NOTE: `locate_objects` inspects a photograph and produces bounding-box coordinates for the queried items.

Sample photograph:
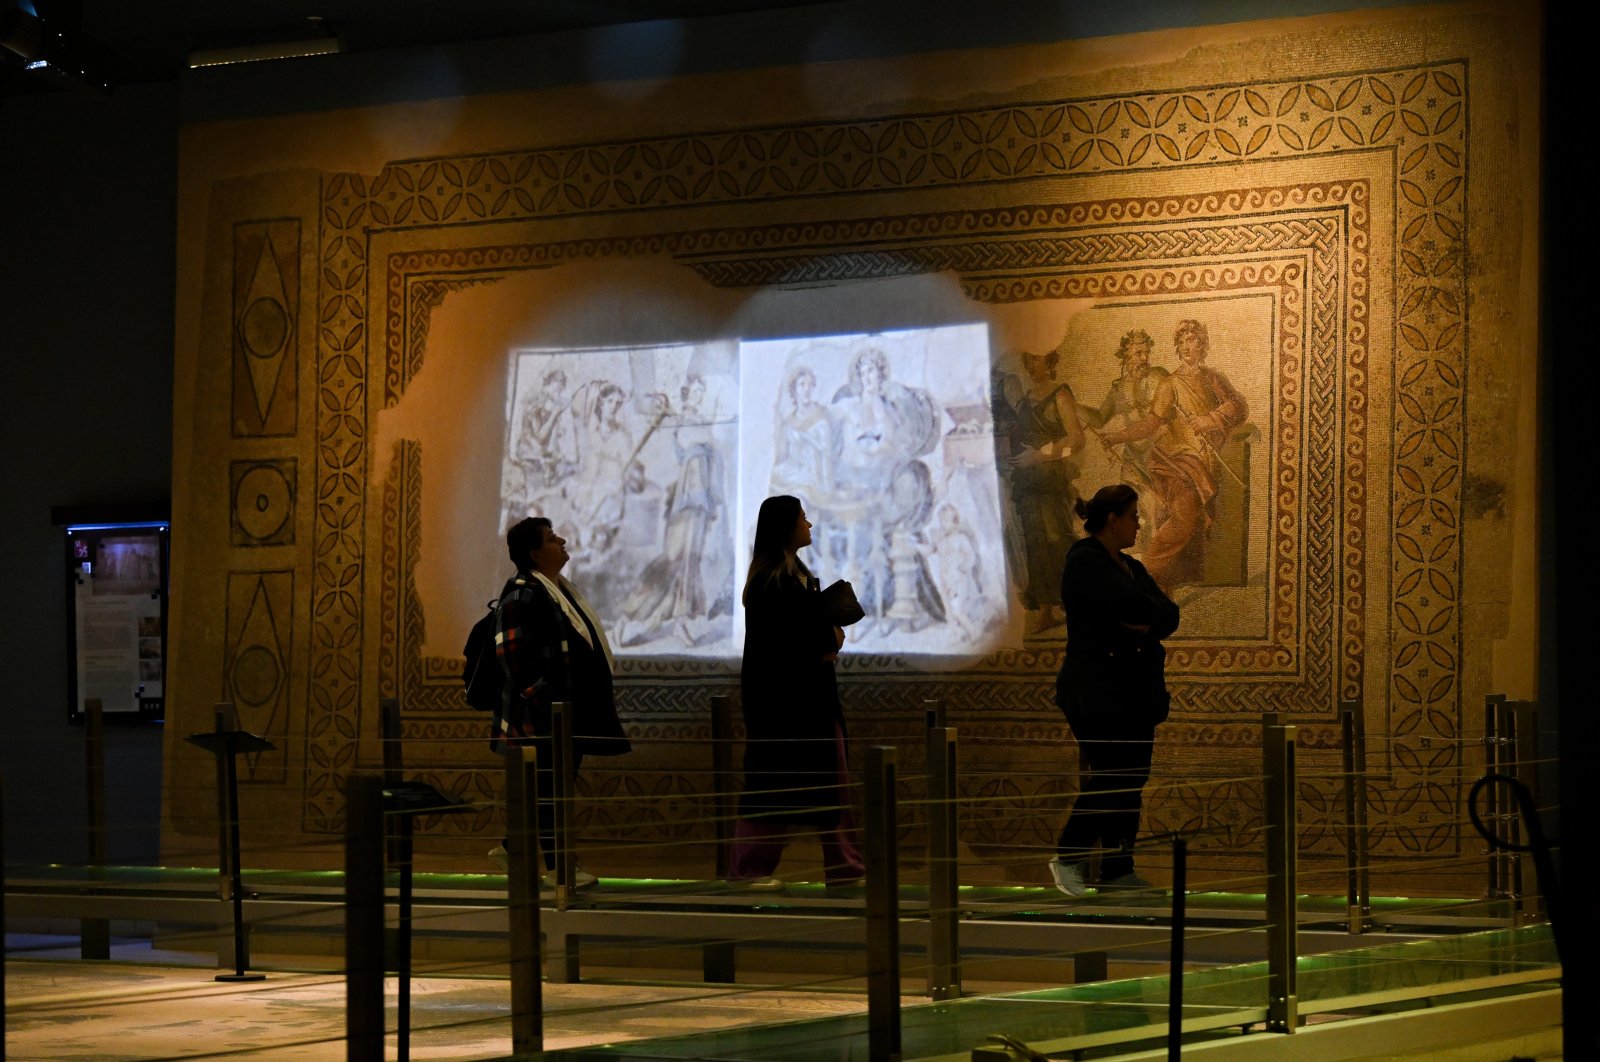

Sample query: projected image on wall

[739,325,1007,656]
[498,324,1008,659]
[501,341,740,656]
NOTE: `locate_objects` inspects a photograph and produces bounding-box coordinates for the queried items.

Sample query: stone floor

[2,937,928,1061]
[3,933,1565,1061]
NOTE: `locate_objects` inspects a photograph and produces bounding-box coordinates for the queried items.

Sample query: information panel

[66,524,168,721]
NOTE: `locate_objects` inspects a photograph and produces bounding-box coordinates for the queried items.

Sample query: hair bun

[1079,484,1140,533]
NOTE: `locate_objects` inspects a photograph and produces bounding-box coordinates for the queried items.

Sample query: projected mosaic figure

[930,503,985,642]
[740,326,1003,655]
[515,368,576,510]
[1085,329,1169,546]
[1097,319,1249,586]
[619,373,732,647]
[827,347,945,633]
[998,348,1088,635]
[769,367,832,513]
[565,381,636,554]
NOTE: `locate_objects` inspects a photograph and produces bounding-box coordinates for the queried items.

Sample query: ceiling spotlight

[188,18,343,69]
[2,4,118,92]
[1,6,49,63]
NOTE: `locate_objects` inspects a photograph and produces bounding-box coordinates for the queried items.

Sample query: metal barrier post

[1167,835,1187,1061]
[865,745,902,1061]
[1264,723,1298,1033]
[3,772,9,1061]
[213,702,238,973]
[1339,701,1370,933]
[380,697,414,1062]
[1074,952,1108,984]
[505,745,544,1055]
[547,701,581,983]
[551,701,576,905]
[925,723,960,1000]
[380,697,404,785]
[711,694,734,880]
[1483,694,1509,901]
[81,697,110,960]
[704,694,738,982]
[207,702,266,982]
[345,774,386,1062]
[1505,699,1541,922]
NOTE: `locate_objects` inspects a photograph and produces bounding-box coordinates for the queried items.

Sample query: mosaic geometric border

[304,61,1467,862]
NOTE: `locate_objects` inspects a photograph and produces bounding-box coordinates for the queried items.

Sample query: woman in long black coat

[728,495,865,889]
[1050,484,1180,897]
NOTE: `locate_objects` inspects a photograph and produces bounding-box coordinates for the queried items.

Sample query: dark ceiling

[2,0,831,94]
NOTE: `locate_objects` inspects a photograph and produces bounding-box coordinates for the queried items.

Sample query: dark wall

[0,81,178,863]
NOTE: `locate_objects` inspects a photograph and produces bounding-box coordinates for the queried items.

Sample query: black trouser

[507,735,585,871]
[1055,719,1155,881]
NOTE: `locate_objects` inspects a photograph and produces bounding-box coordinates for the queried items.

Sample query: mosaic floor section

[2,955,894,1061]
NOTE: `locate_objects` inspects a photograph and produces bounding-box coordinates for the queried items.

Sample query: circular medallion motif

[231,645,282,708]
[234,465,292,541]
[240,296,289,358]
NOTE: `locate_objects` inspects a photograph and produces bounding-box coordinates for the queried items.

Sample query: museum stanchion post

[1166,834,1187,1062]
[1483,694,1543,923]
[184,701,273,982]
[1505,699,1542,923]
[704,692,736,982]
[505,744,544,1056]
[1483,694,1512,906]
[711,693,734,879]
[344,774,385,1062]
[925,712,961,1000]
[81,697,110,960]
[546,701,582,983]
[1340,701,1371,934]
[378,696,472,1062]
[865,744,902,1062]
[3,771,9,1062]
[1264,722,1299,1034]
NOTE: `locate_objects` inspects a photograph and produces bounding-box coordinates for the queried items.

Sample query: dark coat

[1055,536,1180,733]
[493,571,631,756]
[739,570,845,823]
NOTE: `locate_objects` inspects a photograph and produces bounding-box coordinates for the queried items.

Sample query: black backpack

[462,599,503,712]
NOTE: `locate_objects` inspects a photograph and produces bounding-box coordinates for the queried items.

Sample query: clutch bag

[820,579,866,627]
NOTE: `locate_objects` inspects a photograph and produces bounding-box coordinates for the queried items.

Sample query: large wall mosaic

[168,9,1535,889]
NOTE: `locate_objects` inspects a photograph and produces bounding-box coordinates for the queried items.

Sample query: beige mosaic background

[166,2,1540,893]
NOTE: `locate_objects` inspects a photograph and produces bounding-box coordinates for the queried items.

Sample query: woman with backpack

[489,516,631,888]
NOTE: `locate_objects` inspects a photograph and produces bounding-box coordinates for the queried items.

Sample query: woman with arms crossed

[1050,484,1180,897]
[728,495,865,890]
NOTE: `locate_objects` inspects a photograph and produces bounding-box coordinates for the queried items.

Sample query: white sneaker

[730,876,785,892]
[1099,872,1163,896]
[543,865,598,890]
[1049,859,1088,898]
[490,846,596,890]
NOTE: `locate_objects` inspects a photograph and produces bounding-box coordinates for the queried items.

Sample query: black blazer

[1055,536,1180,729]
[739,570,845,822]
